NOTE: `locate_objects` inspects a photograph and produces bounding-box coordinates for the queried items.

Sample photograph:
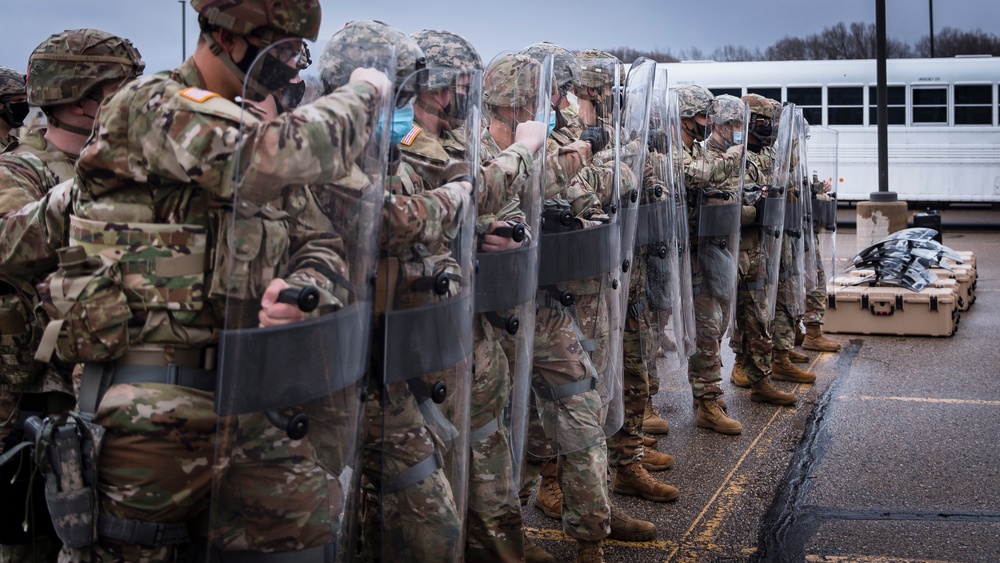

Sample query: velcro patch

[400,125,422,146]
[179,87,220,103]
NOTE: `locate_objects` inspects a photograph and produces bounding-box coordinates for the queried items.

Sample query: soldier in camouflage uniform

[0,30,143,563]
[676,86,747,435]
[801,175,842,353]
[0,67,27,153]
[0,0,394,560]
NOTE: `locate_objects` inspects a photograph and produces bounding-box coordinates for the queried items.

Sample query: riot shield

[374,64,482,560]
[743,103,795,324]
[783,108,809,318]
[474,51,551,501]
[532,54,623,454]
[639,69,687,367]
[808,126,839,279]
[694,94,748,334]
[211,37,392,559]
[666,89,697,359]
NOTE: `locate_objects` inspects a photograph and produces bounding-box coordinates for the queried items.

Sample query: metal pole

[180,0,187,61]
[929,0,935,57]
[870,0,896,201]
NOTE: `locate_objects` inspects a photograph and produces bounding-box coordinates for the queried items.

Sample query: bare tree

[915,27,1000,57]
[761,22,912,60]
[604,47,680,63]
[711,44,764,62]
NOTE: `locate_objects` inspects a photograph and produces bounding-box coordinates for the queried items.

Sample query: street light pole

[929,0,936,57]
[180,0,187,61]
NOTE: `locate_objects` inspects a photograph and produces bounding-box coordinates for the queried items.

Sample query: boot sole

[641,460,675,471]
[802,342,841,352]
[771,374,815,384]
[642,424,670,435]
[609,528,657,542]
[695,419,742,435]
[750,394,796,406]
[612,484,680,502]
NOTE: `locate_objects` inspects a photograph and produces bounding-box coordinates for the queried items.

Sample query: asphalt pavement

[523,216,1000,562]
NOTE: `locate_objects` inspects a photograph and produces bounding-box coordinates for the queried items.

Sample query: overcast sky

[4,0,999,77]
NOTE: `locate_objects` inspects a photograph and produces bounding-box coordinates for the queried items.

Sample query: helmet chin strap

[203,31,272,102]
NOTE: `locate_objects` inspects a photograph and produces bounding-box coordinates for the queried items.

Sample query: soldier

[727,94,809,399]
[677,86,747,435]
[0,29,143,563]
[801,163,842,353]
[0,0,393,560]
[0,67,27,152]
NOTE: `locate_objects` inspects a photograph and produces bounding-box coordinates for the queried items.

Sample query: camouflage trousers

[608,302,655,467]
[803,259,828,326]
[521,304,610,542]
[731,248,774,383]
[688,271,730,399]
[467,316,524,563]
[773,279,798,351]
[360,371,465,563]
[60,380,335,563]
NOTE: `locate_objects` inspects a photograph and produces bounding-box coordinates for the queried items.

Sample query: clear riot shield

[783,108,809,318]
[533,54,622,454]
[808,126,839,278]
[744,104,795,324]
[695,94,748,335]
[666,90,697,359]
[637,68,685,367]
[375,64,481,560]
[211,37,392,559]
[474,51,551,500]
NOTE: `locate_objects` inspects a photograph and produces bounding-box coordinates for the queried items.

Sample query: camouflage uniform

[803,178,829,326]
[0,2,389,560]
[0,67,27,153]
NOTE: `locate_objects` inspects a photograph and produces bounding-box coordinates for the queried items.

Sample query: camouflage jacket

[0,127,76,216]
[0,132,15,153]
[683,141,744,238]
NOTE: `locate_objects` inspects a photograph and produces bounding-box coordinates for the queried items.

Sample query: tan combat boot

[695,398,742,435]
[692,396,727,411]
[772,350,817,383]
[524,538,555,563]
[575,540,604,563]
[613,462,680,501]
[641,434,658,448]
[609,505,657,542]
[730,353,750,388]
[641,448,675,471]
[787,349,810,363]
[802,323,842,352]
[533,475,562,518]
[642,400,670,435]
[750,378,797,406]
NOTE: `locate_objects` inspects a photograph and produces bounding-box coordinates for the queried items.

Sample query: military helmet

[318,20,425,101]
[674,84,714,119]
[483,54,540,110]
[742,93,774,120]
[519,41,580,89]
[0,67,26,98]
[708,94,747,125]
[27,29,144,107]
[191,0,321,42]
[576,49,620,91]
[410,29,481,91]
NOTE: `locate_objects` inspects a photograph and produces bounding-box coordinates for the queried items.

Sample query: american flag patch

[179,87,220,103]
[399,125,422,146]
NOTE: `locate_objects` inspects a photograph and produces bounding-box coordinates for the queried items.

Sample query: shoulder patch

[399,125,422,147]
[179,87,221,103]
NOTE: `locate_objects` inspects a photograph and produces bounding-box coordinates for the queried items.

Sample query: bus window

[953,84,992,125]
[787,86,821,124]
[747,86,780,100]
[912,86,948,124]
[828,86,863,125]
[709,87,741,98]
[868,85,905,125]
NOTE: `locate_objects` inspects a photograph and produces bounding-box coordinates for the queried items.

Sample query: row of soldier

[0,1,842,562]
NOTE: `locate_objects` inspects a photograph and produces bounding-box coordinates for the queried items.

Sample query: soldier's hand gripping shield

[475,51,551,497]
[533,54,624,454]
[665,89,697,359]
[744,103,795,324]
[807,125,839,279]
[696,94,749,334]
[782,107,809,318]
[375,63,482,558]
[210,37,394,558]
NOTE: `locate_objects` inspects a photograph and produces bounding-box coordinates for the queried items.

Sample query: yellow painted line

[805,555,960,563]
[838,395,1000,406]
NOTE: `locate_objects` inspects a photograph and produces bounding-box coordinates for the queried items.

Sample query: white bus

[660,57,1000,206]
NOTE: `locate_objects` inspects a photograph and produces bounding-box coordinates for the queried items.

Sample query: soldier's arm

[0,154,50,215]
[477,142,533,215]
[282,186,352,309]
[382,162,471,255]
[0,179,73,277]
[544,139,592,192]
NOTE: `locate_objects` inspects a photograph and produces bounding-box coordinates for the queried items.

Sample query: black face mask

[237,42,300,102]
[684,119,707,141]
[1,99,29,128]
[447,92,468,121]
[752,119,773,142]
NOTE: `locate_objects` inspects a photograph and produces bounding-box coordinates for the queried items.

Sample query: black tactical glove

[580,126,610,154]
